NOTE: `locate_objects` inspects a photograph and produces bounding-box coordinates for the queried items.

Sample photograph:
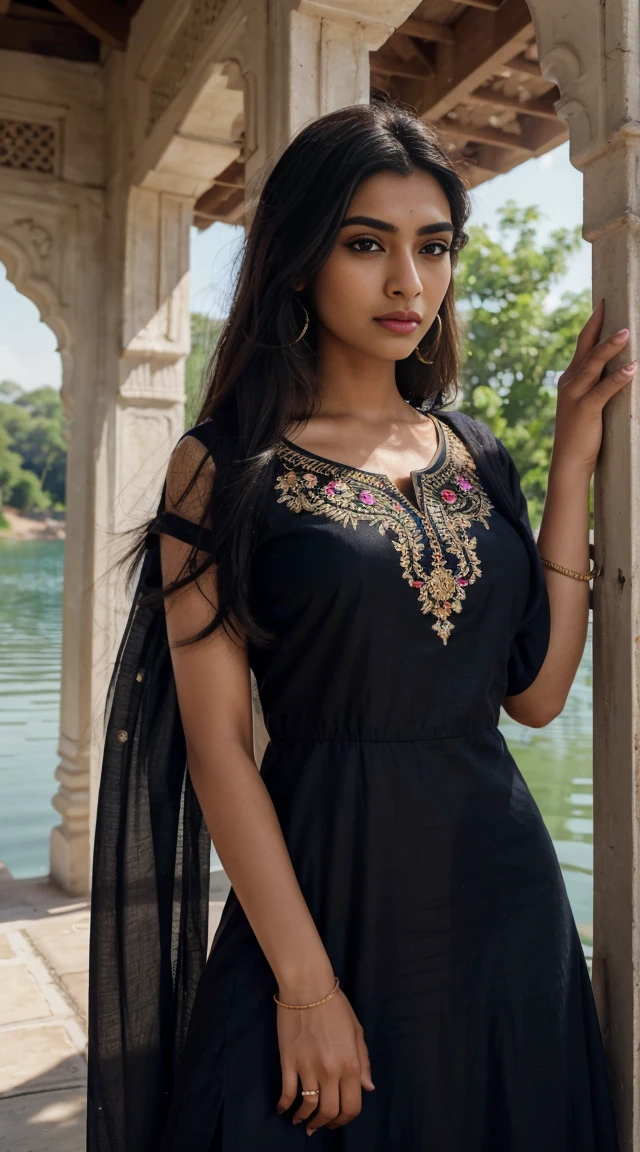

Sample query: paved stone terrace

[0,864,230,1151]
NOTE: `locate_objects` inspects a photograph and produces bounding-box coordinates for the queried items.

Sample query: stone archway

[0,180,104,898]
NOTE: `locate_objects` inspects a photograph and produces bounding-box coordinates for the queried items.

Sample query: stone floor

[0,865,230,1152]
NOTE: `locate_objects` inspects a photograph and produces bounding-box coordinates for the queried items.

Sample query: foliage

[185,313,224,429]
[455,201,592,525]
[0,382,66,514]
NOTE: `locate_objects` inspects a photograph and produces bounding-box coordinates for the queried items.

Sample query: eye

[346,236,384,253]
[421,241,451,257]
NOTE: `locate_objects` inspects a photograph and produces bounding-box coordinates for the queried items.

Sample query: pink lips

[374,311,422,335]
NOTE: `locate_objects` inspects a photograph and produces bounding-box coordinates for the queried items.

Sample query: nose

[385,249,423,302]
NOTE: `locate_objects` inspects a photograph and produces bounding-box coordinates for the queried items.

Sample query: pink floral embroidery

[275,426,493,646]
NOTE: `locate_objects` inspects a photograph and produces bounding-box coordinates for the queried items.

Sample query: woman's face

[304,169,454,362]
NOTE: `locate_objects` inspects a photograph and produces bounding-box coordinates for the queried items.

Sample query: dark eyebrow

[341,215,454,237]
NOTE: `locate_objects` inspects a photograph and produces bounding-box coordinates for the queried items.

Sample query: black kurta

[87,409,618,1152]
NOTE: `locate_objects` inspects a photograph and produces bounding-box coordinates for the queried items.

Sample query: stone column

[87,185,191,861]
[242,0,421,215]
[526,1,640,1145]
[49,193,105,896]
[50,183,190,892]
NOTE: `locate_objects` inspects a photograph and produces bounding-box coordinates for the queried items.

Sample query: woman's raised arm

[503,302,637,727]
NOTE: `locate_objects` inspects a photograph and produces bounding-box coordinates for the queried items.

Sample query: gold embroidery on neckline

[274,422,492,644]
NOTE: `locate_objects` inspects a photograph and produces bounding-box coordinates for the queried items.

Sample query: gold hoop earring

[415,313,443,364]
[283,299,310,347]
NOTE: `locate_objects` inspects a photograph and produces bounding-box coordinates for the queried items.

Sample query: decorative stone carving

[11,217,53,260]
[148,0,229,130]
[0,224,71,365]
[119,357,186,403]
[0,118,58,175]
[524,0,605,167]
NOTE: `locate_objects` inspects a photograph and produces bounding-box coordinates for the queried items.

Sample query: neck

[314,328,409,425]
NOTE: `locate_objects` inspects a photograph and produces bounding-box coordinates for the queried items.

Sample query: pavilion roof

[0,0,567,224]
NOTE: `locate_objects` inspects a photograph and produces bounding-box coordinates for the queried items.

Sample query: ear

[293,280,306,292]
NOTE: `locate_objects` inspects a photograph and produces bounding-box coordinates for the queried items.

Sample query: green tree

[456,201,592,525]
[0,424,23,506]
[185,313,223,429]
[0,422,48,517]
[0,383,67,508]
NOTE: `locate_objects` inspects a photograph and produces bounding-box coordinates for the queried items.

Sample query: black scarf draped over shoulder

[86,408,550,1152]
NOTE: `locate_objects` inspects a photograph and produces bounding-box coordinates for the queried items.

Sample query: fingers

[355,1024,375,1091]
[570,298,605,365]
[277,1057,298,1116]
[587,358,637,406]
[566,327,631,397]
[301,1076,340,1134]
[324,1071,363,1130]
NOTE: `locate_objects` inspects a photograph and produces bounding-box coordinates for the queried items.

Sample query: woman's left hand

[552,298,637,478]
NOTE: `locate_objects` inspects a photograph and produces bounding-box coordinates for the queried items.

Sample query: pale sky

[0,140,589,393]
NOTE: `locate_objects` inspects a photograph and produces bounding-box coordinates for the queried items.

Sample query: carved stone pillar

[88,185,191,860]
[526,1,640,1145]
[241,0,421,216]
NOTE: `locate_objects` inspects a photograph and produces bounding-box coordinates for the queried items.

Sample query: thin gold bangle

[539,556,601,581]
[273,976,340,1010]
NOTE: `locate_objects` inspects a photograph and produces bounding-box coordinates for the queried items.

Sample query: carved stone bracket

[0,212,73,356]
[0,200,75,420]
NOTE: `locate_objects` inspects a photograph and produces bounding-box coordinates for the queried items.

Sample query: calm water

[0,540,64,879]
[0,540,594,949]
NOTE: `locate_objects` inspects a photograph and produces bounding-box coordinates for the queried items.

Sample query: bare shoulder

[166,433,216,525]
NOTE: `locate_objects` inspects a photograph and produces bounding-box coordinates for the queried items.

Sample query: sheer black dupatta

[87,529,211,1152]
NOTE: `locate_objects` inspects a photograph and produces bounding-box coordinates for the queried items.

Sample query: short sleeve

[498,439,551,697]
[156,433,216,555]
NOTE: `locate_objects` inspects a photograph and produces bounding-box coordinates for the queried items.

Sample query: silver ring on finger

[301,1089,320,1097]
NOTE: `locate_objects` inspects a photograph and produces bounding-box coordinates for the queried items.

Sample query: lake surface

[0,540,593,952]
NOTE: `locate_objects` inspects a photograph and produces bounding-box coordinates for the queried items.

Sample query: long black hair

[128,96,472,648]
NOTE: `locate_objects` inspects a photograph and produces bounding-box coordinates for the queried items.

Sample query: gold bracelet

[273,976,340,1010]
[539,556,601,581]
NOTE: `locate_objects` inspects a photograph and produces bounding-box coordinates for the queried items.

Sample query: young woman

[88,98,633,1152]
